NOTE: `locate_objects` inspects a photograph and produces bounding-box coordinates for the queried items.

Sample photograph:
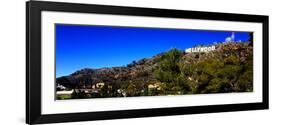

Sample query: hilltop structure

[225,32,235,42]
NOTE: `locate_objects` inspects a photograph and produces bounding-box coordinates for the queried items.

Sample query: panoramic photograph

[55,24,253,100]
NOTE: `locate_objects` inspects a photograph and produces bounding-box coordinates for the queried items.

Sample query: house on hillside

[148,82,162,90]
[56,83,66,90]
[92,82,105,89]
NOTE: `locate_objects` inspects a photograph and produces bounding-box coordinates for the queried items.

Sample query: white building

[57,84,66,90]
[56,89,74,95]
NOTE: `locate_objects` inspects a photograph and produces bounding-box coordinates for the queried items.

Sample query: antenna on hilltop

[224,32,236,42]
[231,32,235,42]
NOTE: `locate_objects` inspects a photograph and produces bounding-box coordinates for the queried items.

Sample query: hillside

[56,41,253,99]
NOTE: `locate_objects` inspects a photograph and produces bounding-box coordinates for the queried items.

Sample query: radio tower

[231,32,235,42]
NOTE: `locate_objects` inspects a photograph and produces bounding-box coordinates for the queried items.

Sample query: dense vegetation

[56,41,253,100]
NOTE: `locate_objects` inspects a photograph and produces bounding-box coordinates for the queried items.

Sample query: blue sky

[56,24,251,77]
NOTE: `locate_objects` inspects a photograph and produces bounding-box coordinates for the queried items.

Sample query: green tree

[153,48,191,94]
[153,48,183,83]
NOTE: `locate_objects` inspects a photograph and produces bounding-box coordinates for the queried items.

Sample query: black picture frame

[26,1,269,124]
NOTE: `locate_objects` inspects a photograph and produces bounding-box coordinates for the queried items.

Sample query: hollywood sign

[185,46,216,53]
